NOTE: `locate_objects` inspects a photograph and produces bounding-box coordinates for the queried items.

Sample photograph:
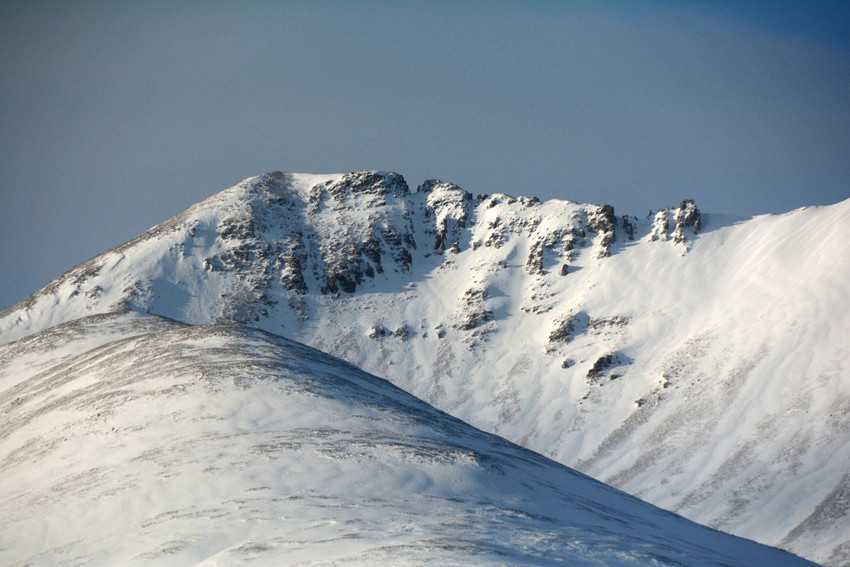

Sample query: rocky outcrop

[651,200,701,244]
[455,288,494,331]
[314,173,417,293]
[651,209,671,241]
[0,170,702,346]
[327,171,410,201]
[419,180,473,255]
[587,205,617,257]
[586,353,617,380]
[672,199,702,244]
[621,215,636,240]
[549,313,583,344]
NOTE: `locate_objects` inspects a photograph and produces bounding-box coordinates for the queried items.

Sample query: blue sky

[1,2,849,309]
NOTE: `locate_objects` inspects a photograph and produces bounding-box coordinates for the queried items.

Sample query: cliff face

[1,171,848,566]
[2,170,684,336]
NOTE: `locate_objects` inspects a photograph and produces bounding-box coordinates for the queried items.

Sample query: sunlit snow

[0,312,816,565]
[1,171,847,565]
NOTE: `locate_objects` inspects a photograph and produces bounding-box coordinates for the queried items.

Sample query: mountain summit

[0,171,704,344]
[2,171,848,565]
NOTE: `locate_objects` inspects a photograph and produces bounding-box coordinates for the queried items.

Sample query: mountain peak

[2,172,848,565]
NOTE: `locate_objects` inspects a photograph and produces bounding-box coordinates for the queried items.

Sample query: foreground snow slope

[1,171,848,564]
[0,311,815,566]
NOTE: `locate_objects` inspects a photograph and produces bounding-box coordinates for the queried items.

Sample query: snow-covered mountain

[0,311,816,565]
[2,171,848,565]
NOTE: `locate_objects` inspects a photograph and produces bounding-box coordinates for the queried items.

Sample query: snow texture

[1,170,848,565]
[0,312,816,566]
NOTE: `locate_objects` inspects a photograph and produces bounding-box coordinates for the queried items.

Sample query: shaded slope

[0,312,815,566]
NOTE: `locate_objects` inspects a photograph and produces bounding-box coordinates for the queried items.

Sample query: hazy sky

[2,2,849,310]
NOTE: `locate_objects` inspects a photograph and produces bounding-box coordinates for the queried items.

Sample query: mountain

[2,171,848,564]
[0,310,816,566]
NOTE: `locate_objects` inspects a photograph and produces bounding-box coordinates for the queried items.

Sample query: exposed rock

[587,205,617,258]
[327,171,410,200]
[218,217,255,241]
[587,353,617,380]
[323,269,359,295]
[587,316,629,332]
[394,325,410,340]
[484,227,507,249]
[420,180,472,255]
[651,200,701,245]
[455,288,494,331]
[621,215,635,241]
[368,322,387,339]
[672,199,702,244]
[277,232,308,295]
[651,209,670,242]
[548,312,594,345]
[549,316,577,344]
[525,241,545,275]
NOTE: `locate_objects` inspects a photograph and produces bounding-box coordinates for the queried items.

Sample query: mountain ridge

[2,170,848,565]
[0,170,705,343]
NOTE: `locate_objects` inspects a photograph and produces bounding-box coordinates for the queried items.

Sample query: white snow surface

[1,171,848,564]
[0,311,816,566]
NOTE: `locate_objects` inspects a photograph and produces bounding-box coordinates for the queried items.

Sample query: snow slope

[1,171,848,564]
[0,311,815,566]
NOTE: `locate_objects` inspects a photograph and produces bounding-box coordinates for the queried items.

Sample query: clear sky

[2,1,849,310]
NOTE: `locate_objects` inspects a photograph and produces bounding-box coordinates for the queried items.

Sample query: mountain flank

[2,171,848,565]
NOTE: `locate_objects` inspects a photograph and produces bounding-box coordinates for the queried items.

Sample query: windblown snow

[1,171,847,565]
[0,312,815,565]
